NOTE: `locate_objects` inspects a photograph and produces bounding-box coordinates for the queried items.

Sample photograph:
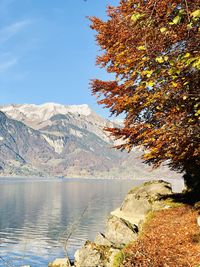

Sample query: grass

[113,251,125,267]
[162,197,184,208]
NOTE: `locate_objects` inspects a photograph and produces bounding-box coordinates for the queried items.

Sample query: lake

[0,178,184,267]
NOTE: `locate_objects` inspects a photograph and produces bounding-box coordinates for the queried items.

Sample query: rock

[94,232,113,246]
[111,180,172,226]
[74,241,104,267]
[105,248,121,267]
[105,215,138,247]
[48,258,71,267]
[74,241,120,267]
[197,216,200,227]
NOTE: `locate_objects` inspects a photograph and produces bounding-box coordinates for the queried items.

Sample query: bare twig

[145,0,157,52]
[60,194,97,260]
[0,256,15,267]
[184,0,190,23]
[64,205,88,253]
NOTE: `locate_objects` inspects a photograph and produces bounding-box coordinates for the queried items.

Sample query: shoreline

[48,180,196,267]
[0,175,183,181]
[0,176,148,182]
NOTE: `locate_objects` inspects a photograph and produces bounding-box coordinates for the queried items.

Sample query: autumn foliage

[90,0,200,190]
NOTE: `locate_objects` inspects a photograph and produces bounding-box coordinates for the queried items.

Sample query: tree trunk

[183,161,200,197]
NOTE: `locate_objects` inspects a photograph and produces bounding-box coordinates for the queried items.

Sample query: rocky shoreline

[48,180,177,267]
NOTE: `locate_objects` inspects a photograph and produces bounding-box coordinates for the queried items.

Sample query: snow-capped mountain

[0,103,180,179]
[0,103,113,141]
[1,103,92,123]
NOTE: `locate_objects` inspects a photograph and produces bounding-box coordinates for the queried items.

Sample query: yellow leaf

[187,23,193,29]
[183,96,187,100]
[191,10,200,19]
[146,73,152,78]
[131,13,144,22]
[155,56,164,63]
[195,109,200,116]
[188,118,194,123]
[160,27,167,33]
[172,82,178,88]
[143,70,153,77]
[142,56,149,61]
[172,15,181,24]
[137,45,146,51]
[192,57,200,69]
[164,56,169,61]
[146,81,154,87]
[184,52,190,58]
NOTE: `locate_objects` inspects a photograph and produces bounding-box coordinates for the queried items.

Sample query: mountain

[1,103,91,127]
[0,103,180,179]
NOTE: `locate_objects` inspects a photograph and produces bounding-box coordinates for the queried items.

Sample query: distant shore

[0,175,185,193]
[0,174,183,180]
[0,175,145,180]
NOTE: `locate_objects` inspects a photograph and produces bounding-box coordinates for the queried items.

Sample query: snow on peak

[1,103,92,122]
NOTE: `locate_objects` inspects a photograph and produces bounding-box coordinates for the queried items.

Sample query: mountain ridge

[0,103,181,179]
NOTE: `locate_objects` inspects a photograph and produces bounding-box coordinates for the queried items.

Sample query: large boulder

[74,241,120,267]
[111,180,172,226]
[94,232,113,247]
[104,215,138,247]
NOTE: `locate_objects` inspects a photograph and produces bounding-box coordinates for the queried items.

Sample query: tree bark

[183,161,200,196]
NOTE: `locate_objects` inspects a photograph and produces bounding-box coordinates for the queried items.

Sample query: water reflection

[0,178,138,266]
[0,178,183,267]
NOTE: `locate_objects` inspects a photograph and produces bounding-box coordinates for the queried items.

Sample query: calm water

[0,178,183,267]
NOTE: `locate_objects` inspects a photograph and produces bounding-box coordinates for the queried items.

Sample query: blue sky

[0,0,117,117]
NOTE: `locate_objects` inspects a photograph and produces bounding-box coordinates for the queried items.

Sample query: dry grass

[123,206,200,267]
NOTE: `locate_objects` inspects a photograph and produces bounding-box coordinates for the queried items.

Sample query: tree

[90,0,200,192]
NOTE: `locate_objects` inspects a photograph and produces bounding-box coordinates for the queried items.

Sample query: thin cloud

[0,19,32,44]
[0,57,18,72]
